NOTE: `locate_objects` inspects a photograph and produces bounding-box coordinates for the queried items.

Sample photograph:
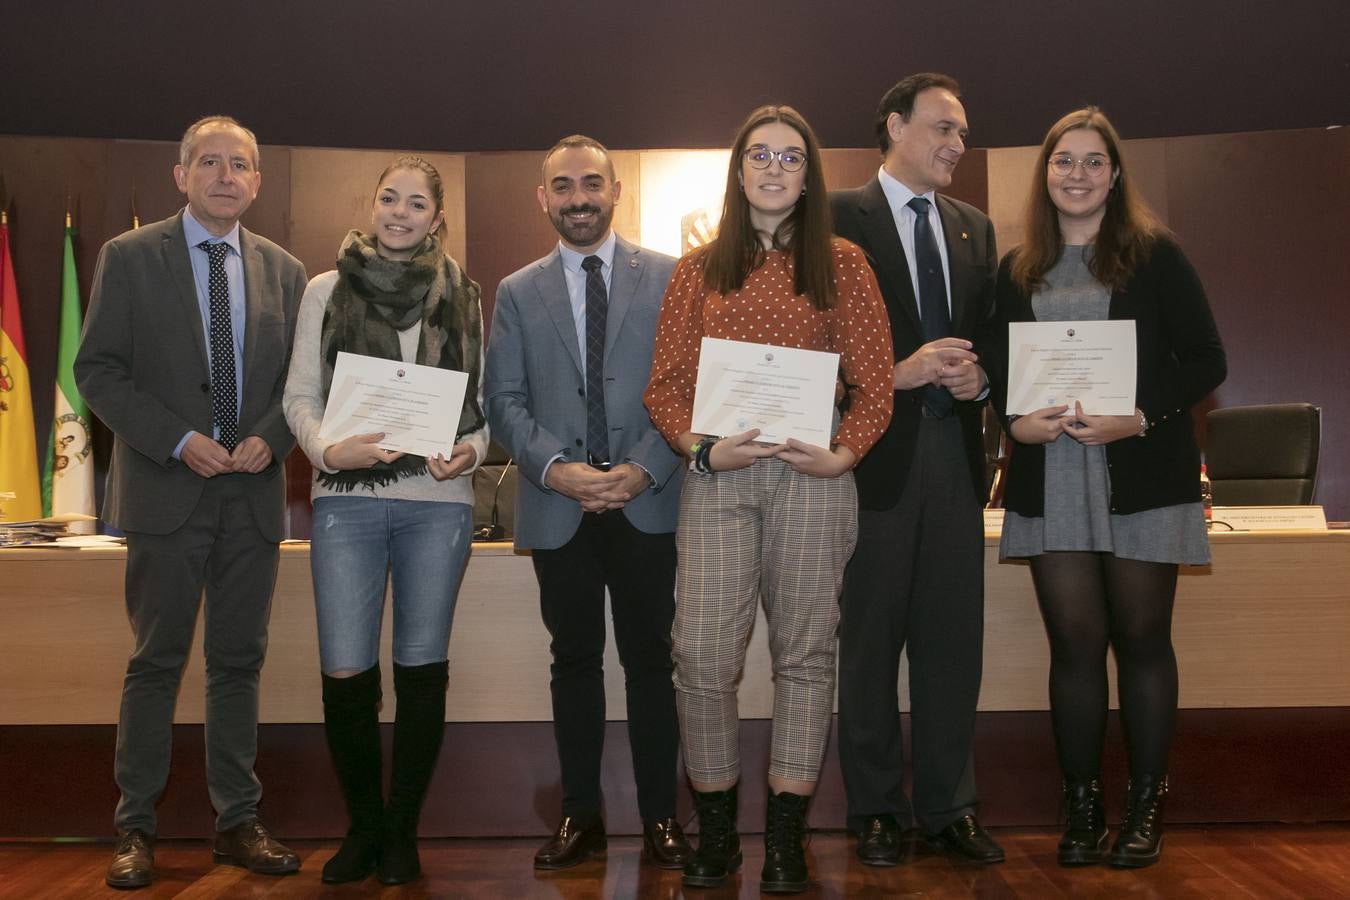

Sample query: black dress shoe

[855,814,902,867]
[106,829,154,889]
[212,818,300,875]
[534,816,606,870]
[926,814,1005,863]
[642,817,691,869]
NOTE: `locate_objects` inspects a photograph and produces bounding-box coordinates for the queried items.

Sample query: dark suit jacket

[990,237,1227,516]
[830,177,998,510]
[485,236,682,551]
[75,211,306,539]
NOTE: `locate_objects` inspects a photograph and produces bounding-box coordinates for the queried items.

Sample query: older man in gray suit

[75,116,306,890]
[485,134,688,871]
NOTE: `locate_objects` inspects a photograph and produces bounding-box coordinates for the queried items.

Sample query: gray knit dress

[999,245,1209,565]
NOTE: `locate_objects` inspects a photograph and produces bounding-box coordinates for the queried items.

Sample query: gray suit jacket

[485,236,682,550]
[74,211,306,540]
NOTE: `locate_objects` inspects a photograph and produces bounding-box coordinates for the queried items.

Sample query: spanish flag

[0,214,42,521]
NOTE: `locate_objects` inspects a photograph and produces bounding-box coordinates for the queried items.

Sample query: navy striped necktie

[907,197,954,417]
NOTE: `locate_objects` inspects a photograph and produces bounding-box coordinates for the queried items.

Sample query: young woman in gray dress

[991,108,1225,869]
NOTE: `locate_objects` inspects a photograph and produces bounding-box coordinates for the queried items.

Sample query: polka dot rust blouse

[644,237,894,461]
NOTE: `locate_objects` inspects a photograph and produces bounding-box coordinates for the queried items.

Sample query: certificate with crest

[1007,321,1136,415]
[318,352,468,458]
[691,338,839,445]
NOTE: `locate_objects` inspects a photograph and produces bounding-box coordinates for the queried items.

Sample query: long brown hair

[1010,107,1165,293]
[702,105,836,310]
[376,155,449,245]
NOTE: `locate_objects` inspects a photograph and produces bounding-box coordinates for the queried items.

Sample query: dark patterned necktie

[907,196,954,417]
[581,255,609,465]
[197,240,239,450]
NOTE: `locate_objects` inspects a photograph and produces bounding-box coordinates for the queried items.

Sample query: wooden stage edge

[4,709,1349,840]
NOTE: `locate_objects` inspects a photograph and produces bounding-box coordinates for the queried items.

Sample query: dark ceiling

[3,0,1345,152]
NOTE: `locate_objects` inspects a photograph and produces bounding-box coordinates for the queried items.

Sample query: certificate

[318,352,468,458]
[1006,320,1136,415]
[691,337,839,445]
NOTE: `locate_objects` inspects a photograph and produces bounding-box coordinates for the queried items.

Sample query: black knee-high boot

[378,660,448,885]
[321,665,383,884]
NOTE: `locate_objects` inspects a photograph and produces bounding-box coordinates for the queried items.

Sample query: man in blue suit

[485,135,688,871]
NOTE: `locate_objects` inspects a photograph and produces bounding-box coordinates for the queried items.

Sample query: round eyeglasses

[1048,155,1110,178]
[744,147,807,173]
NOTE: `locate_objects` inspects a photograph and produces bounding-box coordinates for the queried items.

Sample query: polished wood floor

[3,826,1349,899]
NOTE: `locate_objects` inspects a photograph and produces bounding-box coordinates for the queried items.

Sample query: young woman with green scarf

[283,156,487,886]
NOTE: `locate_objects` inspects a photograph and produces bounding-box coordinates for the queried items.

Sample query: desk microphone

[473,457,513,542]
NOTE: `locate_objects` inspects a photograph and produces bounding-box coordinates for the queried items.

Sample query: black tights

[1029,551,1179,782]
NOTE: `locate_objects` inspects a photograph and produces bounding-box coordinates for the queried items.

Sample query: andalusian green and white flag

[41,220,94,525]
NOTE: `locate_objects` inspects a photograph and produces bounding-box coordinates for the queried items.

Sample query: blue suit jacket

[485,236,682,550]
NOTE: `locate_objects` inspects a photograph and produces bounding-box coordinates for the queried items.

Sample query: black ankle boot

[761,790,810,894]
[321,665,384,884]
[378,661,448,885]
[1110,775,1168,868]
[1057,778,1108,866]
[683,786,742,889]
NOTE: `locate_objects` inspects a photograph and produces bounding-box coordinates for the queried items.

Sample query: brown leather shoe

[641,817,691,869]
[212,818,300,875]
[533,816,607,869]
[106,829,154,889]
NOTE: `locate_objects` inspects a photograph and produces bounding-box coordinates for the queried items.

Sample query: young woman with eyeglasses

[990,108,1225,868]
[283,156,487,886]
[644,105,893,894]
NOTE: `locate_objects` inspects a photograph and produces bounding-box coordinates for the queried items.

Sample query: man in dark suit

[485,135,689,871]
[75,116,307,890]
[830,73,1003,865]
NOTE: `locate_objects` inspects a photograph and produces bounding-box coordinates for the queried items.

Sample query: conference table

[6,529,1347,725]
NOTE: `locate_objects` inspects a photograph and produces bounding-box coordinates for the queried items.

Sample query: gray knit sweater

[283,270,489,505]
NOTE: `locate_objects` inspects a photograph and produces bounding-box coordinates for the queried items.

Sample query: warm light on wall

[638,150,731,257]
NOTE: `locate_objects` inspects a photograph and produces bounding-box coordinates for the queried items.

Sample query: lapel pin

[961,231,969,241]
[629,258,638,268]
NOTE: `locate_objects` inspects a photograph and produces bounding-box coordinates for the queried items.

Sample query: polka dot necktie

[581,255,609,466]
[907,196,954,418]
[197,240,239,451]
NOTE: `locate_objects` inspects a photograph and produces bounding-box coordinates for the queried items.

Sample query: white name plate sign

[983,508,1006,533]
[1211,506,1328,531]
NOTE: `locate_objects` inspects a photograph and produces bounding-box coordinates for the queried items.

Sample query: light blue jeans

[310,496,472,675]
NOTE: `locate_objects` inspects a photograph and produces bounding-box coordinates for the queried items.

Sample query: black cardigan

[990,236,1227,517]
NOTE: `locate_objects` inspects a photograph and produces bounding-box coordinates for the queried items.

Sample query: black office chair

[1205,403,1321,505]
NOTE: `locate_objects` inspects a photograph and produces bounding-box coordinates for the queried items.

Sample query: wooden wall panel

[1164,127,1350,518]
[287,148,466,280]
[988,137,1169,266]
[5,127,1346,526]
[463,153,560,338]
[987,143,1039,253]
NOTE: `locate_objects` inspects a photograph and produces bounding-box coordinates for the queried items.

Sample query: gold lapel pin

[961,231,969,240]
